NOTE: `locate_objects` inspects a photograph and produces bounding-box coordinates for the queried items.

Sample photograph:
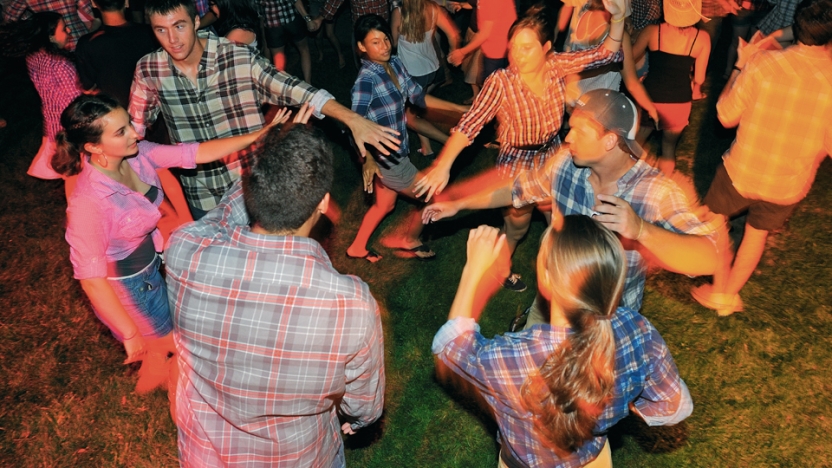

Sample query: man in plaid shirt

[693,0,832,316]
[166,124,385,467]
[423,90,720,318]
[130,0,401,219]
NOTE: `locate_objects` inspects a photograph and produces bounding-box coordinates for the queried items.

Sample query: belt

[512,136,559,153]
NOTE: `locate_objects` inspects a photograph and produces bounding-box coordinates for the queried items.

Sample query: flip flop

[346,249,382,263]
[395,244,436,261]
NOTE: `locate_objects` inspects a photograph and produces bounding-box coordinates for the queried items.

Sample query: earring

[97,154,108,168]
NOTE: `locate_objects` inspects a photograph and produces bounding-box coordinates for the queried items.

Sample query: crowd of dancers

[2,0,831,465]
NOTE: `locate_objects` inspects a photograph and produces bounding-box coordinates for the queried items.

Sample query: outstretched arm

[321,100,401,158]
[422,181,513,224]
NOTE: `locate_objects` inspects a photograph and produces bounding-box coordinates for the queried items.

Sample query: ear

[357,41,367,54]
[317,192,331,214]
[193,14,200,30]
[543,40,552,53]
[603,133,618,152]
[84,142,101,155]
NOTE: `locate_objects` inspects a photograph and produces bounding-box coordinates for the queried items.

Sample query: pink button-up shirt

[66,141,198,279]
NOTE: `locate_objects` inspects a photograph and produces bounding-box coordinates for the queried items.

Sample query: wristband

[609,36,622,42]
[304,15,313,22]
[634,217,645,241]
[611,16,625,23]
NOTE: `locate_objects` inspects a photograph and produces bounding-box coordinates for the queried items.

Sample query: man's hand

[362,157,382,193]
[736,35,779,69]
[715,0,740,15]
[448,49,466,66]
[422,200,459,224]
[464,225,508,279]
[592,194,644,240]
[123,334,147,364]
[341,422,356,435]
[414,165,451,201]
[308,17,323,32]
[346,117,401,158]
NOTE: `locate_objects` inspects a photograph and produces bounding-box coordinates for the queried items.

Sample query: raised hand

[422,201,459,224]
[464,225,508,278]
[592,193,643,240]
[414,165,450,201]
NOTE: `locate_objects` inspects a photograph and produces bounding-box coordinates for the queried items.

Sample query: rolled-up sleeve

[128,63,160,138]
[66,197,110,280]
[716,55,762,128]
[140,141,199,170]
[252,56,333,120]
[342,299,386,430]
[451,73,504,144]
[631,328,694,426]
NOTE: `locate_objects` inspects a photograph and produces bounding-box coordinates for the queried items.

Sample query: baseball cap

[573,89,644,158]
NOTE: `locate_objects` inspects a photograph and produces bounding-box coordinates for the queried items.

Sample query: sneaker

[503,273,527,292]
[509,306,531,332]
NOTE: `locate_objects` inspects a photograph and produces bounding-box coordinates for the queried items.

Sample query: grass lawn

[1,17,830,467]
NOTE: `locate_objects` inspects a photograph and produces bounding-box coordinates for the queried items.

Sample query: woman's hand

[414,165,451,201]
[123,333,148,364]
[422,200,459,224]
[602,0,628,20]
[448,49,467,67]
[464,225,508,279]
[292,102,315,124]
[362,157,382,193]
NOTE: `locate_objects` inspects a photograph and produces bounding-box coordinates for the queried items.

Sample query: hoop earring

[97,154,108,168]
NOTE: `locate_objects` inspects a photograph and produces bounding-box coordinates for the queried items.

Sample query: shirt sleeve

[139,141,199,170]
[66,195,111,279]
[630,327,693,426]
[320,0,346,20]
[351,72,375,118]
[128,61,160,138]
[431,318,496,395]
[451,72,504,144]
[511,149,567,208]
[2,0,27,22]
[551,43,621,77]
[250,54,333,119]
[716,53,763,129]
[652,178,719,242]
[341,297,386,430]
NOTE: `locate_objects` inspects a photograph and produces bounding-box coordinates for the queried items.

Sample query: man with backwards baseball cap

[423,89,721,322]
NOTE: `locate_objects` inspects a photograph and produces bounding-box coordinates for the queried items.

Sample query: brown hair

[521,215,626,456]
[400,0,433,43]
[52,94,120,176]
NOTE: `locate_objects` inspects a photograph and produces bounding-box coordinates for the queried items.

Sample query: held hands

[447,49,466,67]
[307,17,322,32]
[463,225,508,280]
[736,34,780,69]
[414,165,451,201]
[592,194,644,240]
[341,422,356,435]
[123,333,148,365]
[362,157,382,193]
[422,200,459,224]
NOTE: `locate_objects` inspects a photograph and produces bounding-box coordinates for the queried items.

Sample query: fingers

[293,103,314,124]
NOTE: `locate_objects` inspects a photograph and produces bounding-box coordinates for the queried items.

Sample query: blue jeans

[102,255,173,340]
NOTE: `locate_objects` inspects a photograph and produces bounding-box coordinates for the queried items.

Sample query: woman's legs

[658,126,685,175]
[502,205,534,256]
[294,37,313,83]
[347,179,398,259]
[405,106,449,156]
[324,21,346,68]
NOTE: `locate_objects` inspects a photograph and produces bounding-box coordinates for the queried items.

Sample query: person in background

[260,0,312,82]
[210,0,259,49]
[296,0,346,69]
[0,11,82,197]
[3,0,98,50]
[447,0,515,83]
[433,218,693,467]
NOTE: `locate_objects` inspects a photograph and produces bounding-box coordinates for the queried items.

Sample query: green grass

[1,22,831,466]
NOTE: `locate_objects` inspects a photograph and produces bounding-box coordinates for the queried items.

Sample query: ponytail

[521,215,626,456]
[51,131,83,176]
[52,94,121,176]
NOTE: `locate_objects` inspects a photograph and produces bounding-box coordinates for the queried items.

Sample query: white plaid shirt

[129,32,334,212]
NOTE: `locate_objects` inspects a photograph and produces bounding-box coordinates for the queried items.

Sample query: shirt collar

[80,158,139,198]
[616,157,654,191]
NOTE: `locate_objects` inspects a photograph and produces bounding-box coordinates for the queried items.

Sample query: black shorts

[264,16,307,48]
[703,164,798,232]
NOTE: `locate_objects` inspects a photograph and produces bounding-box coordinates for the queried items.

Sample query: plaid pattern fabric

[512,149,719,310]
[167,182,385,468]
[259,0,296,28]
[453,45,621,178]
[129,32,333,212]
[321,0,391,23]
[432,309,692,468]
[630,0,662,30]
[718,45,832,205]
[25,50,82,140]
[351,56,425,168]
[66,141,198,279]
[3,0,93,50]
[756,0,799,34]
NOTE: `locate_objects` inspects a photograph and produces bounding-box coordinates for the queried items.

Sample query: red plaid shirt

[3,0,94,50]
[453,45,621,177]
[166,182,385,467]
[321,0,391,23]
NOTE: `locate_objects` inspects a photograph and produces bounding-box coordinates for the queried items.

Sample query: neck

[251,212,319,238]
[589,149,636,188]
[549,301,570,328]
[175,36,206,69]
[100,10,128,26]
[90,155,126,179]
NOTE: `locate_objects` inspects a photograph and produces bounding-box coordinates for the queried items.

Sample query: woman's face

[88,108,140,159]
[508,27,551,74]
[357,29,391,64]
[51,19,70,50]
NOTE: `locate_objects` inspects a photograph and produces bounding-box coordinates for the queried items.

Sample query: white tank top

[398,11,440,77]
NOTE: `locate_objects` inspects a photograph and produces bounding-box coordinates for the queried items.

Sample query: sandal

[395,243,436,261]
[346,249,382,263]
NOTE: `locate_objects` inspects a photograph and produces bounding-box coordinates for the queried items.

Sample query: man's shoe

[503,273,527,292]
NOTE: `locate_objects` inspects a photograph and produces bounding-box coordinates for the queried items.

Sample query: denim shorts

[102,255,173,340]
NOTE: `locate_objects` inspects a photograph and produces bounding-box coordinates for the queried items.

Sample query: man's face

[149,6,200,62]
[565,113,608,167]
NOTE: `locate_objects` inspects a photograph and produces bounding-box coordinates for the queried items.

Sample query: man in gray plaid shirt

[130,0,400,219]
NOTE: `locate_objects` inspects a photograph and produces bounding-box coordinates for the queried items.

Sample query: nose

[565,128,575,143]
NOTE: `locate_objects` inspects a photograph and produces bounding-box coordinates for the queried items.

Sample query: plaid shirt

[321,0,391,22]
[757,0,799,34]
[167,182,385,468]
[260,0,296,29]
[66,141,198,279]
[512,148,719,310]
[3,0,93,50]
[351,56,425,168]
[453,45,621,178]
[718,45,832,205]
[129,31,334,212]
[432,309,693,468]
[630,0,662,30]
[25,49,82,140]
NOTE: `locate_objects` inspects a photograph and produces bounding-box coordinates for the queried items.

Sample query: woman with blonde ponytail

[433,215,693,467]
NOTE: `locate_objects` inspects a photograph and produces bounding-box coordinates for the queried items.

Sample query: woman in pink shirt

[51,94,303,395]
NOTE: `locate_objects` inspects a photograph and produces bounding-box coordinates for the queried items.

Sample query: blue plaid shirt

[351,56,426,168]
[512,148,719,310]
[432,309,692,468]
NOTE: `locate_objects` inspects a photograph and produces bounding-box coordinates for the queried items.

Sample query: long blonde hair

[401,0,434,43]
[521,215,626,457]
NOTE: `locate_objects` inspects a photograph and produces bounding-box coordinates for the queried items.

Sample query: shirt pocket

[116,207,160,241]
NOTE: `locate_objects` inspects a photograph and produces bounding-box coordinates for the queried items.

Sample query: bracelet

[304,15,313,22]
[634,217,645,241]
[123,329,138,341]
[608,36,622,42]
[611,16,625,24]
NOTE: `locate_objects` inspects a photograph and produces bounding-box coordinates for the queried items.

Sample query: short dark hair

[793,0,832,46]
[145,0,197,23]
[354,14,392,45]
[93,0,127,12]
[244,126,334,232]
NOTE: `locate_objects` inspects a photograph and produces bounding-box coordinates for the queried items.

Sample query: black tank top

[643,25,698,103]
[107,185,159,277]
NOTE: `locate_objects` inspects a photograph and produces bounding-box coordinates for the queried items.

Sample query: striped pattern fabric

[166,182,385,468]
[129,32,334,212]
[512,149,719,311]
[432,308,692,468]
[718,44,832,205]
[3,0,94,50]
[452,45,621,178]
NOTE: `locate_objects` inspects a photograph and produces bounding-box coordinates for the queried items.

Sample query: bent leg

[347,180,398,258]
